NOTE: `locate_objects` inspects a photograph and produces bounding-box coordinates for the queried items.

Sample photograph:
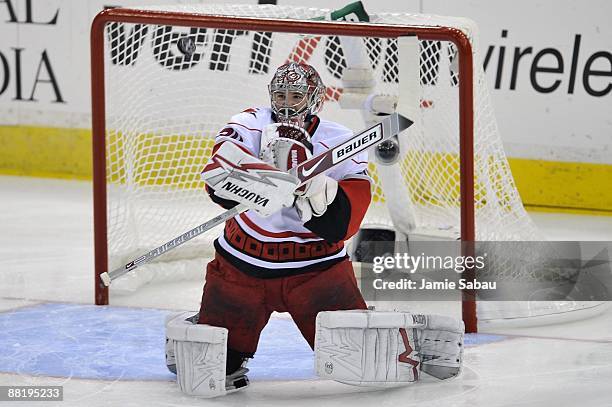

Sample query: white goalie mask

[268,62,325,125]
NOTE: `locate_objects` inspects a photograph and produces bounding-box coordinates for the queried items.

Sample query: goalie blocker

[201,141,299,217]
[315,310,464,386]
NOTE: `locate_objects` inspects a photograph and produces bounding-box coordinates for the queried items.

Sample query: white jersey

[211,107,370,277]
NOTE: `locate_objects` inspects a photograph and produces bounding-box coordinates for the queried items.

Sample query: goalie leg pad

[165,313,178,374]
[315,310,420,387]
[165,312,200,374]
[166,312,249,398]
[315,310,464,387]
[418,314,465,380]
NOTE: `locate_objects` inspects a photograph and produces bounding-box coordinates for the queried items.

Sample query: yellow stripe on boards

[105,130,215,188]
[0,126,92,179]
[508,158,612,215]
[0,125,611,214]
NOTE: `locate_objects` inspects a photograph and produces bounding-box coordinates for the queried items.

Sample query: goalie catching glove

[201,141,299,217]
[260,123,338,222]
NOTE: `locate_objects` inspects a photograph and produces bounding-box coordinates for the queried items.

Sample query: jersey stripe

[217,234,347,269]
[228,122,263,133]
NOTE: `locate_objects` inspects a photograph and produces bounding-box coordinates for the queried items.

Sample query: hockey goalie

[165,62,464,398]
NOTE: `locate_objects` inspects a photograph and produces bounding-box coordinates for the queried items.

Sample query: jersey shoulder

[215,107,272,154]
[312,118,354,147]
[228,107,273,131]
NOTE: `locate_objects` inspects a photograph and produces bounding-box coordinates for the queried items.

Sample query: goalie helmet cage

[91,5,602,334]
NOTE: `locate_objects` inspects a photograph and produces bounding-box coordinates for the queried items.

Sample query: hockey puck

[375,136,400,165]
[177,37,196,56]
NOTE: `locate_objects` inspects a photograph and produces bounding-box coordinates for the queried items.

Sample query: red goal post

[90,7,477,330]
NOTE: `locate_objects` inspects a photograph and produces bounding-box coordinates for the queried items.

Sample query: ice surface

[1,176,612,406]
[0,302,504,382]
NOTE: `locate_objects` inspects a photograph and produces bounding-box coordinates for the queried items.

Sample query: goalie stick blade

[386,112,413,139]
[397,114,413,134]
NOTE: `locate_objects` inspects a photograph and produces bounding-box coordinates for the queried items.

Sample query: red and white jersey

[210,107,371,278]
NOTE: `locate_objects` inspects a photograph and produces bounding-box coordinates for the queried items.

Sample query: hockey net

[91,4,605,331]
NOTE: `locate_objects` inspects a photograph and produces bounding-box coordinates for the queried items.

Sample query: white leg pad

[419,314,465,380]
[315,310,464,387]
[166,312,229,398]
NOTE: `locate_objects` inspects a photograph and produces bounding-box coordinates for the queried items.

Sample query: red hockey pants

[198,254,367,355]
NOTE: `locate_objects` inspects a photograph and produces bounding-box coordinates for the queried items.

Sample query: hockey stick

[100,113,413,286]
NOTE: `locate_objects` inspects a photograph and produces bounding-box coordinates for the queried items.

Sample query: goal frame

[90,7,477,331]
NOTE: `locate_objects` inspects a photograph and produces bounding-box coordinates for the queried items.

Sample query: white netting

[99,4,599,322]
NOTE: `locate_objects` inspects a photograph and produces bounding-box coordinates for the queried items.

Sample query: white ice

[1,175,611,407]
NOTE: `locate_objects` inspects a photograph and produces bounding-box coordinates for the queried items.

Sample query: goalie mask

[268,62,325,125]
